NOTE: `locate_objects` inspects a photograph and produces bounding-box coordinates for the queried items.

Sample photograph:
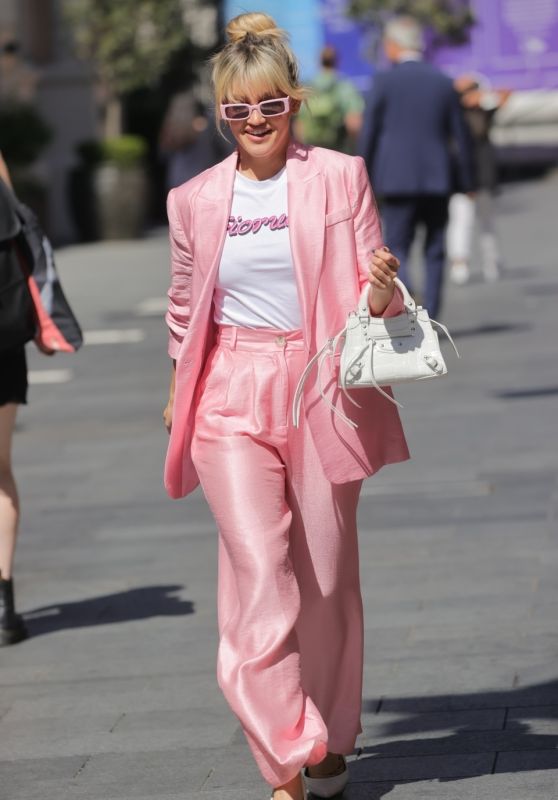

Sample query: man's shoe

[450,261,471,286]
[303,756,348,798]
[0,577,28,646]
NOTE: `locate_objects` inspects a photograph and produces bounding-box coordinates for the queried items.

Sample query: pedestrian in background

[159,91,228,190]
[447,74,511,286]
[0,152,46,645]
[1,151,81,647]
[0,151,30,646]
[295,45,364,153]
[359,15,473,318]
[163,12,408,800]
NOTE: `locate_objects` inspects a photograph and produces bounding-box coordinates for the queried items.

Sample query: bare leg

[306,752,346,778]
[0,404,19,580]
[273,774,305,800]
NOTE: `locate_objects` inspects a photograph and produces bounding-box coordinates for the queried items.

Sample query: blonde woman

[163,13,409,800]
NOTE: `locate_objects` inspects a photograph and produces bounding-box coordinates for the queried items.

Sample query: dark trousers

[381,195,449,318]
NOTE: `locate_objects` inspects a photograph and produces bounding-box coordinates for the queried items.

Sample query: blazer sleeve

[166,188,193,359]
[350,156,403,318]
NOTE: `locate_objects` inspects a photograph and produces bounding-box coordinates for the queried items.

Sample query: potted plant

[69,135,148,240]
[95,135,148,240]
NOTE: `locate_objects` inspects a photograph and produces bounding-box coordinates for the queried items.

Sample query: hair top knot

[211,12,307,130]
[226,12,285,44]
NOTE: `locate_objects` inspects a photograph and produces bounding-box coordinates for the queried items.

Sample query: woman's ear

[291,99,302,114]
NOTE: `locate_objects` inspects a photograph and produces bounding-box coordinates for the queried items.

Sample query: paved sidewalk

[1,174,557,800]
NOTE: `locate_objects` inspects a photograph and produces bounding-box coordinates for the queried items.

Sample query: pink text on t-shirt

[227,214,288,236]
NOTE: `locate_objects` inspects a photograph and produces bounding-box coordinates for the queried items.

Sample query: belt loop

[230,326,238,349]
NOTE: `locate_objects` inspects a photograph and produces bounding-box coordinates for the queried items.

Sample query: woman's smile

[243,127,273,142]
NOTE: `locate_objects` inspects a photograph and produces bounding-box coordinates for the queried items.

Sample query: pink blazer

[165,141,409,499]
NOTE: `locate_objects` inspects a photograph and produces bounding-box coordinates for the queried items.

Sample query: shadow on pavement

[349,681,558,796]
[22,584,194,636]
[522,282,558,296]
[450,322,531,339]
[494,386,558,400]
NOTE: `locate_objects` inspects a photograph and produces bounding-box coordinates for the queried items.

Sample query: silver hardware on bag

[292,277,459,429]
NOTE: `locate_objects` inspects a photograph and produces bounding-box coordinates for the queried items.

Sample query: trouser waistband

[215,326,305,351]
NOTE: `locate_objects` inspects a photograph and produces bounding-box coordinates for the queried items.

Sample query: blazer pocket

[325,206,352,227]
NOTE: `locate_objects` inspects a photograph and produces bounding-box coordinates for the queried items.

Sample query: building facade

[0,0,98,242]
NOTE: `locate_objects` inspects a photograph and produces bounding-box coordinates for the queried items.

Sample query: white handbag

[293,278,459,429]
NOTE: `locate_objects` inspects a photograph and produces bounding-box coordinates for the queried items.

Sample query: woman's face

[224,88,297,168]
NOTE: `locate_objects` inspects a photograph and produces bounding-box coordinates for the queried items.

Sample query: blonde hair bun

[226,12,285,44]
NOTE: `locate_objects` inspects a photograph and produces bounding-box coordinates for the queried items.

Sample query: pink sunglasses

[220,96,290,121]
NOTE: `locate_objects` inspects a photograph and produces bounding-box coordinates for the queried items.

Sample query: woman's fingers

[368,247,400,288]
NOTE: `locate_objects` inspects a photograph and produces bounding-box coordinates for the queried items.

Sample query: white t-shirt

[213,167,301,330]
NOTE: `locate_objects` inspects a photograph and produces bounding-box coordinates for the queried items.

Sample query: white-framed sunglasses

[220,96,290,121]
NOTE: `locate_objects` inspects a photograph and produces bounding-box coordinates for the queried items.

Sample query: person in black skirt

[0,347,28,646]
[0,152,43,646]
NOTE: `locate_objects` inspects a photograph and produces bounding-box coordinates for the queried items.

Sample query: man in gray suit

[359,16,473,317]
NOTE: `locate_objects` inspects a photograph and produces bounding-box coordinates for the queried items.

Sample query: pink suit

[165,142,409,786]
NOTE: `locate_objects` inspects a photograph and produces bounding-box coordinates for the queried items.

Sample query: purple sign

[319,0,379,90]
[432,0,558,89]
[224,0,558,90]
[316,0,558,91]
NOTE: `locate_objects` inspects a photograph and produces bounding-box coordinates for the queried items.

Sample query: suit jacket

[359,60,474,196]
[165,141,409,499]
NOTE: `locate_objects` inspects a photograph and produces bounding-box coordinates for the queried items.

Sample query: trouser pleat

[191,328,363,785]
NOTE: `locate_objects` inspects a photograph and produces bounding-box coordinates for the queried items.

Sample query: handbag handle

[357,277,416,317]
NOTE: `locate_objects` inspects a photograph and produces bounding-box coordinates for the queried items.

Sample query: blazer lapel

[190,144,326,348]
[192,151,238,289]
[286,142,326,347]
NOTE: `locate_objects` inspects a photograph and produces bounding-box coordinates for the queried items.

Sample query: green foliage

[63,0,190,95]
[348,0,475,43]
[0,103,52,166]
[76,136,148,168]
[102,135,148,166]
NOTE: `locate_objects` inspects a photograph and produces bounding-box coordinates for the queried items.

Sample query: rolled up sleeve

[166,189,193,359]
[350,156,404,318]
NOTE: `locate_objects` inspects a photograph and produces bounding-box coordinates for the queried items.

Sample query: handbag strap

[292,283,460,430]
[357,277,416,317]
[430,318,460,358]
[292,331,358,429]
[292,337,332,428]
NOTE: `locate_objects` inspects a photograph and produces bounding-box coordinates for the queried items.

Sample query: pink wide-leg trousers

[191,327,364,787]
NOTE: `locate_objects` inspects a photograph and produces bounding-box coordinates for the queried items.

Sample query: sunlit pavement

[1,172,557,799]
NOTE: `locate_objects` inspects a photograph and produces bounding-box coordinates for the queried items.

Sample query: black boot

[0,576,28,646]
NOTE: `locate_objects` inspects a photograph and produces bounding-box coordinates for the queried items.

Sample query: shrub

[0,103,52,166]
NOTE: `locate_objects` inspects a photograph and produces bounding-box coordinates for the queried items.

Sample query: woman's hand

[368,246,400,315]
[34,335,56,356]
[163,399,173,434]
[164,363,176,434]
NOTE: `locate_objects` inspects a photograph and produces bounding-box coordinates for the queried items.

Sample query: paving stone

[112,706,238,748]
[506,704,558,734]
[0,714,120,759]
[360,708,506,738]
[358,729,558,757]
[3,177,558,799]
[495,748,558,773]
[343,769,558,799]
[348,751,494,782]
[380,682,558,713]
[2,673,223,721]
[72,748,218,795]
[199,744,268,790]
[0,755,86,797]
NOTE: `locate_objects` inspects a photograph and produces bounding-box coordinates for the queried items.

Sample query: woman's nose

[248,107,265,123]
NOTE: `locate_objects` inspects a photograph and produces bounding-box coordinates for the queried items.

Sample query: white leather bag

[293,278,459,429]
